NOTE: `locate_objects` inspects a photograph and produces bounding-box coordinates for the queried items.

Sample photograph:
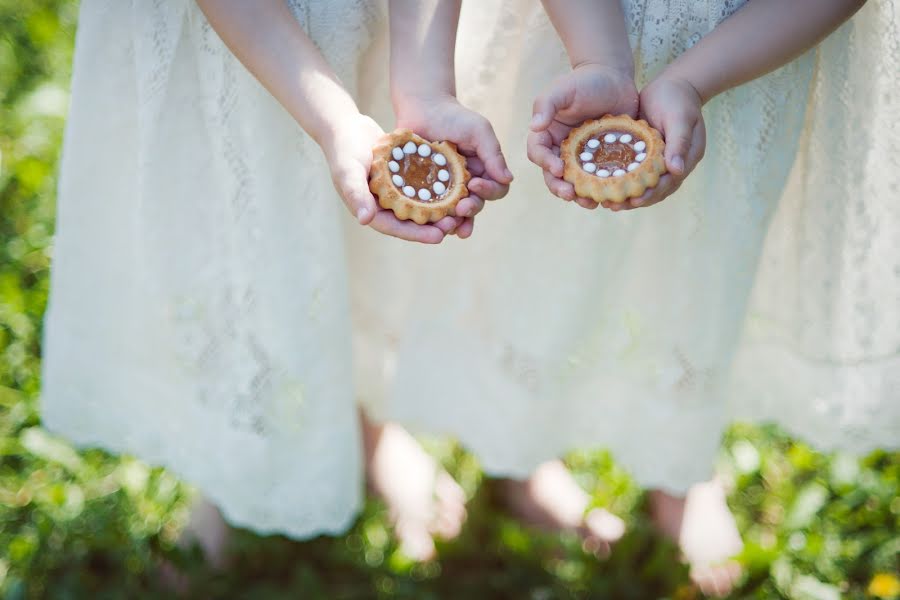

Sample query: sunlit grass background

[1,2,898,598]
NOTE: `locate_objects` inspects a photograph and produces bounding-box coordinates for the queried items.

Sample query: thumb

[333,162,378,224]
[470,121,514,184]
[531,81,574,132]
[662,116,694,176]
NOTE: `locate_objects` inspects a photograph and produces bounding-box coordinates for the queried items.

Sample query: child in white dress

[357,0,897,593]
[41,0,511,564]
[42,0,897,591]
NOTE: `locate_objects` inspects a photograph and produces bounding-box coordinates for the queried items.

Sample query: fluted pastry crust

[561,115,666,203]
[369,129,471,225]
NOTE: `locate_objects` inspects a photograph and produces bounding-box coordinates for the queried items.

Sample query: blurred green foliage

[0,1,898,598]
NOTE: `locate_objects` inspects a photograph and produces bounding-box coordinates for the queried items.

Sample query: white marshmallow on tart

[433,181,446,195]
[438,169,450,182]
[403,141,418,154]
[392,147,404,161]
[583,162,597,173]
[634,140,646,152]
[388,160,400,173]
[417,143,431,157]
[418,188,432,201]
[392,174,404,187]
[402,185,416,198]
[433,153,447,166]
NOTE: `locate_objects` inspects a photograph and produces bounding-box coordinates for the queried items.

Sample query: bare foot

[649,480,743,597]
[497,460,626,557]
[160,496,231,593]
[362,418,467,561]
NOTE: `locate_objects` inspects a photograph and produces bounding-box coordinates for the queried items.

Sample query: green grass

[1,2,898,598]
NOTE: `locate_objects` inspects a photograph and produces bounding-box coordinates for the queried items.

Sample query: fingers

[368,210,445,244]
[661,111,700,176]
[526,130,563,176]
[621,119,703,210]
[433,215,462,236]
[543,169,576,201]
[454,194,485,218]
[464,155,486,178]
[630,174,677,210]
[684,118,707,173]
[468,177,508,201]
[454,217,475,239]
[466,119,513,185]
[599,118,703,212]
[531,79,574,132]
[574,196,599,210]
[527,130,565,177]
[331,161,378,225]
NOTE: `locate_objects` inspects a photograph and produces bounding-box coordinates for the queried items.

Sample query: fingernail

[356,207,370,223]
[530,113,544,129]
[673,156,685,173]
[504,168,514,181]
[631,197,645,206]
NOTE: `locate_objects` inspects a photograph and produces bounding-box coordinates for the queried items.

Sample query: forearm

[196,0,359,144]
[660,0,866,103]
[389,0,460,112]
[540,0,633,75]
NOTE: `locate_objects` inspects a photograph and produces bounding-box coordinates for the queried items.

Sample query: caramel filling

[577,130,648,179]
[581,138,638,171]
[398,155,444,196]
[389,142,451,203]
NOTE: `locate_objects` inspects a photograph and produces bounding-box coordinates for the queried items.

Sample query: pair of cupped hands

[325,64,705,244]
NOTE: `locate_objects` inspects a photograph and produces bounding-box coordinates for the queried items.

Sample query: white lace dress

[355,0,900,492]
[42,0,387,538]
[43,0,897,540]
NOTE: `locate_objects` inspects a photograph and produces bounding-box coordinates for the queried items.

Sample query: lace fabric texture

[729,0,900,453]
[41,0,385,539]
[355,0,899,492]
[42,0,898,539]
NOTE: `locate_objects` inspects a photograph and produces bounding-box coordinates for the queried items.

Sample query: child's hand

[527,64,639,210]
[322,113,461,244]
[395,96,513,239]
[615,76,706,211]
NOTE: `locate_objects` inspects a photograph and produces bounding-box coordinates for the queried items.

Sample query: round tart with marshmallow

[561,115,666,204]
[369,129,471,225]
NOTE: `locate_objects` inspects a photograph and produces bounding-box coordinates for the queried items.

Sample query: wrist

[316,110,365,155]
[297,87,362,148]
[644,71,705,106]
[391,69,456,117]
[392,90,457,128]
[571,58,634,81]
[651,67,709,105]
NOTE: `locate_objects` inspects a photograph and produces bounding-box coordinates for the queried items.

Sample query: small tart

[369,129,471,225]
[561,115,666,203]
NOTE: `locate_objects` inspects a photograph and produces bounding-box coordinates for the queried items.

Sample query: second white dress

[353,0,900,493]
